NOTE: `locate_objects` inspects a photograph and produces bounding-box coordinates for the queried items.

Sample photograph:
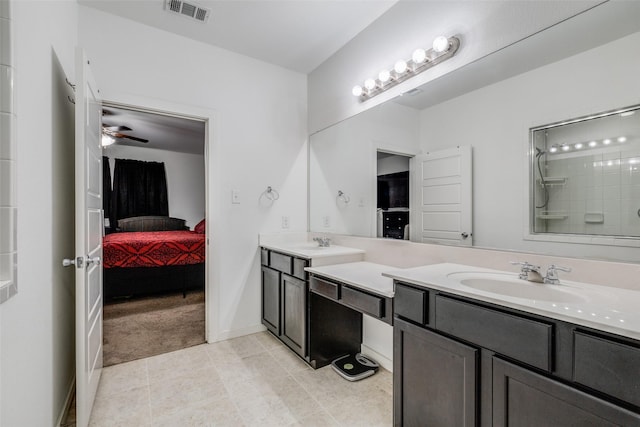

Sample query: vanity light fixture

[561,144,570,151]
[574,143,583,149]
[352,35,460,101]
[588,141,597,147]
[618,136,627,143]
[603,138,611,145]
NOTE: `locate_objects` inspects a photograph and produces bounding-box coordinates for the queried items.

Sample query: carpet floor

[103,290,205,367]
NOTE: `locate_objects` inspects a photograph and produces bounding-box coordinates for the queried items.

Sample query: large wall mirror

[309,1,640,263]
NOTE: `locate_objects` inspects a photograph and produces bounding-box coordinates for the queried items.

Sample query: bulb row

[548,136,627,153]
[353,36,450,97]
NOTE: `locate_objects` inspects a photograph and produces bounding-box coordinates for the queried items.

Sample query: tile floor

[89,332,393,426]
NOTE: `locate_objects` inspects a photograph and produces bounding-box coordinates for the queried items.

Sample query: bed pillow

[194,219,206,234]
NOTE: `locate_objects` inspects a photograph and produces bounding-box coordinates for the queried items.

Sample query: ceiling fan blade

[119,134,149,143]
[105,125,132,132]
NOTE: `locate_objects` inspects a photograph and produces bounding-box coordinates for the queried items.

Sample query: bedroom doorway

[100,101,208,366]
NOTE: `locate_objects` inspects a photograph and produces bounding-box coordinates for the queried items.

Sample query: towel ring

[264,186,280,201]
[337,190,350,204]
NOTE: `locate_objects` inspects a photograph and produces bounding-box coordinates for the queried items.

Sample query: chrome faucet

[313,236,331,247]
[510,261,543,283]
[544,265,571,284]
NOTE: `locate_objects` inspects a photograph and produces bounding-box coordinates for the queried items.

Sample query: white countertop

[260,242,365,261]
[383,263,640,341]
[306,261,395,298]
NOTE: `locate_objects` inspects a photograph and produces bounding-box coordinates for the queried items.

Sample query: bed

[103,216,205,299]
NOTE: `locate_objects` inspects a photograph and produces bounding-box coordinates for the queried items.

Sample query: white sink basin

[447,272,587,303]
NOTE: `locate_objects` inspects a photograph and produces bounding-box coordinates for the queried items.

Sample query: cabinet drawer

[292,258,308,280]
[436,296,553,371]
[395,283,427,324]
[269,252,292,274]
[310,276,339,301]
[260,248,269,266]
[574,331,640,407]
[342,286,383,319]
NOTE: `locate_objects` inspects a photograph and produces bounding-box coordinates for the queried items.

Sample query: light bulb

[394,60,408,74]
[549,146,558,153]
[575,143,583,149]
[603,138,611,145]
[378,70,391,83]
[352,85,363,97]
[364,78,377,91]
[618,136,627,143]
[432,36,449,53]
[101,135,115,147]
[588,141,597,147]
[412,48,427,64]
[561,144,570,151]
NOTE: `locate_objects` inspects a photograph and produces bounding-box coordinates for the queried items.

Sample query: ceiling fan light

[101,135,115,147]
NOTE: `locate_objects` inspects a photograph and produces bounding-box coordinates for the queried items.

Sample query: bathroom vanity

[385,263,640,426]
[259,242,367,366]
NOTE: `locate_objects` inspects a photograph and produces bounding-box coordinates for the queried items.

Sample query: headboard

[117,216,187,232]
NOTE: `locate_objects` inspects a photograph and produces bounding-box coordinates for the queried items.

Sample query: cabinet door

[492,357,640,427]
[280,274,307,358]
[261,266,280,336]
[394,317,478,427]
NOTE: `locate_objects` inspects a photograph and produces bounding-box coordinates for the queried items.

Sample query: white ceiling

[78,0,398,74]
[102,104,206,155]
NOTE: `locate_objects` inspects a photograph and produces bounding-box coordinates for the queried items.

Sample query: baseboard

[213,324,267,342]
[56,378,75,427]
[361,344,393,372]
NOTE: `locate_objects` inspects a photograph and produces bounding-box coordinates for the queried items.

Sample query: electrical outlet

[323,216,331,228]
[231,190,240,204]
[282,216,290,229]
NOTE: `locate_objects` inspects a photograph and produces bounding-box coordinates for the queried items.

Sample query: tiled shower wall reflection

[539,143,640,237]
[0,0,17,304]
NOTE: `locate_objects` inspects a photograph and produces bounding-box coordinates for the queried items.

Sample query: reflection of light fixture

[603,138,611,145]
[353,36,460,101]
[549,146,558,153]
[575,143,583,149]
[561,144,570,151]
[588,141,597,147]
[618,136,627,143]
[620,111,636,117]
[101,135,115,147]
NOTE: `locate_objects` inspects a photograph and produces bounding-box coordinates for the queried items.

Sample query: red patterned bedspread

[103,231,205,268]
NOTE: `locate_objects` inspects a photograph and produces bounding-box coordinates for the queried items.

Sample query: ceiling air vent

[165,0,211,23]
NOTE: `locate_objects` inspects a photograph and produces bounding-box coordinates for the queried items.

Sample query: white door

[74,48,103,427]
[412,146,472,246]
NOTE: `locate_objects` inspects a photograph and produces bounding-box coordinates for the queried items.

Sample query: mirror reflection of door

[377,152,411,240]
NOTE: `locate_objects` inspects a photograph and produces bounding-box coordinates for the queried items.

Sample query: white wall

[419,31,640,262]
[308,1,600,133]
[105,145,205,228]
[310,101,419,237]
[78,6,308,340]
[1,1,78,426]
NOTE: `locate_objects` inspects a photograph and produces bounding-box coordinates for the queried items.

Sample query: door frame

[369,141,418,238]
[102,94,220,343]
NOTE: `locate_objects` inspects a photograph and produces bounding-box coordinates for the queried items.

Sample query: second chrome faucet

[510,261,571,284]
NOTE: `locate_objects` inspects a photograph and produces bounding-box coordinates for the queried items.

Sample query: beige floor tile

[254,331,286,350]
[149,366,227,417]
[89,385,151,427]
[291,410,339,426]
[147,344,213,383]
[96,358,148,398]
[269,345,312,374]
[206,334,267,362]
[151,396,245,427]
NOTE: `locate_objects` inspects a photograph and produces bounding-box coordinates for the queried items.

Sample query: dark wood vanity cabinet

[260,248,309,359]
[393,281,640,427]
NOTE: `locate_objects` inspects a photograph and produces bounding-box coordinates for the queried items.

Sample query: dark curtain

[102,156,114,228]
[112,158,169,225]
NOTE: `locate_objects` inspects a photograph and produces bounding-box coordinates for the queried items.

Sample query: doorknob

[461,232,469,239]
[62,257,83,268]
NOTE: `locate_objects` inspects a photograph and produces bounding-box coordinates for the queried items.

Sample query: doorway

[376,151,412,240]
[101,102,208,366]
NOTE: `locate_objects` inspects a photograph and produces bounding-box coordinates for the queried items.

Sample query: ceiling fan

[101,108,149,145]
